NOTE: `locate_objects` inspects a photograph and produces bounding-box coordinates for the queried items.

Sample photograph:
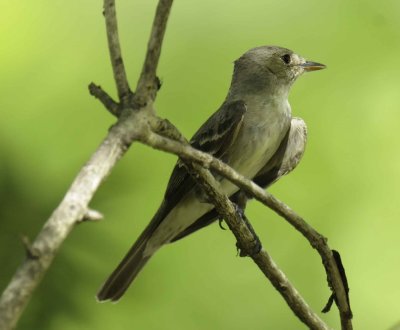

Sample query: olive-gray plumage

[97,46,325,301]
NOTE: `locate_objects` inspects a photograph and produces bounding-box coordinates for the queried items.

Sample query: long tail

[97,205,168,302]
[96,236,152,302]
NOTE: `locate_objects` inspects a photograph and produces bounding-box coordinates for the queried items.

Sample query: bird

[97,45,325,301]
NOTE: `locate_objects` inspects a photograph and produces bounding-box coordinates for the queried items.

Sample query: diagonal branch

[140,121,353,329]
[134,0,173,105]
[89,83,120,116]
[0,118,136,330]
[181,161,330,329]
[103,0,131,101]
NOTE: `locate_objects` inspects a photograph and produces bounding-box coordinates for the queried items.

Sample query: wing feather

[171,117,307,241]
[151,100,247,231]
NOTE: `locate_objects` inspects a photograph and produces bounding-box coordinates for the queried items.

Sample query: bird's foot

[233,203,245,219]
[217,202,245,231]
[232,204,262,257]
[236,237,262,257]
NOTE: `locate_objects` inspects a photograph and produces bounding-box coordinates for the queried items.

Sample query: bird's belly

[226,113,291,185]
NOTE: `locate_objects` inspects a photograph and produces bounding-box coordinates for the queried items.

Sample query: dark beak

[300,61,326,72]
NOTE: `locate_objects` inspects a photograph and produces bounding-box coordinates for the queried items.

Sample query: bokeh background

[1,1,400,329]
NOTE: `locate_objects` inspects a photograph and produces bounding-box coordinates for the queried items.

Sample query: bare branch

[134,0,173,105]
[139,125,353,329]
[255,250,331,329]
[0,0,176,325]
[103,0,131,101]
[0,111,143,330]
[182,162,330,329]
[88,83,120,116]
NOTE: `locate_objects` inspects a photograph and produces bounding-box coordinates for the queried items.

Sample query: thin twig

[134,0,173,105]
[88,83,120,116]
[103,0,131,102]
[80,209,104,222]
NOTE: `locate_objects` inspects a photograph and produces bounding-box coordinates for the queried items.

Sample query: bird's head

[232,46,325,95]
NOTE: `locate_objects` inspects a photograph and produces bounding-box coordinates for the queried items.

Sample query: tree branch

[103,0,131,102]
[0,120,131,329]
[0,0,174,327]
[88,83,120,116]
[140,123,353,329]
[181,161,330,330]
[134,0,173,105]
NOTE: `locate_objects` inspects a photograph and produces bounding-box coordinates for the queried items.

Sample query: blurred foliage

[1,0,400,329]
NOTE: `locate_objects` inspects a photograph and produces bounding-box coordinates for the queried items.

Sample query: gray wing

[135,100,247,241]
[136,100,247,240]
[171,117,307,242]
[161,100,246,216]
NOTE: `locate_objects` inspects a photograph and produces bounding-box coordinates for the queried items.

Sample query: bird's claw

[218,218,226,230]
[232,206,262,257]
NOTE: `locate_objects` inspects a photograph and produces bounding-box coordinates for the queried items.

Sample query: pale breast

[225,98,292,186]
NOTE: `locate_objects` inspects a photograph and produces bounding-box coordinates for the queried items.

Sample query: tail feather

[97,239,152,302]
[97,204,169,302]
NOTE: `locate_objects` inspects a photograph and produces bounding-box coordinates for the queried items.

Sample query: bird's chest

[227,100,291,179]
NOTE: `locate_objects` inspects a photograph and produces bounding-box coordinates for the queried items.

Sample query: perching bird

[97,45,325,301]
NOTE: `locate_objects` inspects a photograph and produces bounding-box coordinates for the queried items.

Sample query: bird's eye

[281,54,291,64]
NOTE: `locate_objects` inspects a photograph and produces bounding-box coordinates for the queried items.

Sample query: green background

[1,1,400,329]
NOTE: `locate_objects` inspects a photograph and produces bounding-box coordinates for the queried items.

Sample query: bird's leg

[234,190,249,211]
[218,190,249,231]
